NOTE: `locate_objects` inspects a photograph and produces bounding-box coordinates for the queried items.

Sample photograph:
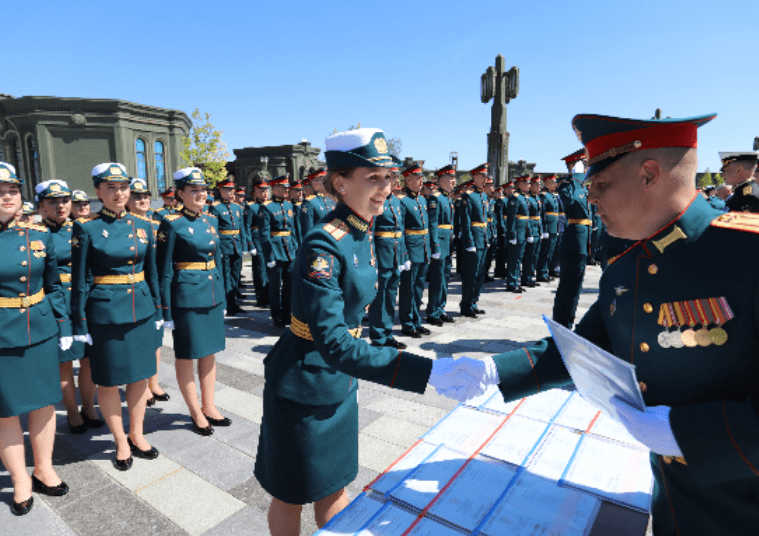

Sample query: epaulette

[305,195,316,200]
[263,200,273,206]
[710,213,759,234]
[77,215,100,224]
[433,191,441,197]
[247,201,254,205]
[397,194,406,199]
[165,214,183,222]
[323,218,350,241]
[206,212,217,218]
[212,201,221,206]
[64,220,73,227]
[131,213,153,223]
[17,221,48,233]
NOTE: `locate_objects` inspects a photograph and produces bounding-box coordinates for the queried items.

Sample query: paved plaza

[0,261,615,536]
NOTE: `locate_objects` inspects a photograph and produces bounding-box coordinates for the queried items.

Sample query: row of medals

[658,325,728,348]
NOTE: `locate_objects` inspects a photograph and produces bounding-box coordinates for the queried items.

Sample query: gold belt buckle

[21,297,31,307]
[127,274,135,283]
[206,261,213,270]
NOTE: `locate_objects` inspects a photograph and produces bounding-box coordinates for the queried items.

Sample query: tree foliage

[180,109,231,187]
[698,170,713,188]
[713,173,724,186]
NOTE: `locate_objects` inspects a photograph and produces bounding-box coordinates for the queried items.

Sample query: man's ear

[641,159,661,188]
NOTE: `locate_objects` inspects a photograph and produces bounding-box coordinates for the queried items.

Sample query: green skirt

[90,317,157,387]
[0,336,62,418]
[171,303,225,360]
[254,384,359,504]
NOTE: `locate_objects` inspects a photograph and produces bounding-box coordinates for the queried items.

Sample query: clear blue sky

[6,0,758,173]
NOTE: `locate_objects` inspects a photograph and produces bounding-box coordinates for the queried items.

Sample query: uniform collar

[100,207,127,219]
[181,206,201,219]
[735,177,755,190]
[272,196,285,203]
[335,203,372,236]
[44,218,66,229]
[632,194,717,260]
[473,186,483,193]
[404,188,418,198]
[438,188,449,197]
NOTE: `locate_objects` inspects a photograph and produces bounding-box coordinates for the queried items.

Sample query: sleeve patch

[307,254,334,279]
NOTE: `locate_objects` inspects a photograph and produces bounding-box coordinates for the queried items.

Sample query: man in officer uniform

[494,182,512,279]
[300,168,331,238]
[458,111,759,536]
[482,178,497,283]
[426,165,456,326]
[289,181,304,248]
[537,174,560,282]
[208,176,247,315]
[553,150,592,327]
[369,167,407,349]
[258,175,297,327]
[589,203,604,265]
[398,163,431,337]
[720,152,759,212]
[153,187,179,221]
[505,175,530,293]
[459,163,490,316]
[520,176,543,288]
[245,178,270,308]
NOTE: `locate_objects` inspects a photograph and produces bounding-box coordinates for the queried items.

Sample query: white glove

[542,233,549,239]
[74,334,93,345]
[403,260,411,271]
[509,239,517,245]
[59,337,73,351]
[466,247,476,252]
[223,310,227,315]
[164,321,175,330]
[527,237,534,243]
[428,357,487,401]
[482,356,499,386]
[155,319,164,330]
[432,253,441,260]
[251,249,257,256]
[609,399,683,457]
[267,261,276,268]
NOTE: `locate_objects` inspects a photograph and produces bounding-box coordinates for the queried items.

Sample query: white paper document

[512,388,574,422]
[481,392,523,415]
[317,493,386,535]
[462,384,502,409]
[552,392,601,432]
[423,406,504,455]
[389,446,468,510]
[407,517,468,536]
[560,435,654,512]
[589,413,647,448]
[481,499,588,536]
[480,414,551,467]
[525,425,582,482]
[543,316,646,419]
[370,442,438,495]
[356,503,419,536]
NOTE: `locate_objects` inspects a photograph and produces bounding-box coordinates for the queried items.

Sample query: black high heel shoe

[113,456,133,471]
[11,496,33,516]
[80,409,105,429]
[68,420,87,435]
[32,474,69,497]
[151,392,170,402]
[128,437,159,460]
[192,418,214,436]
[202,413,232,427]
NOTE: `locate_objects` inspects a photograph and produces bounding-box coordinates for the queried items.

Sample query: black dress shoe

[146,396,156,407]
[68,420,87,435]
[202,413,232,427]
[151,392,170,402]
[32,474,69,497]
[401,329,422,338]
[192,418,214,436]
[536,277,549,283]
[386,338,407,350]
[460,311,478,318]
[484,276,495,282]
[11,496,33,516]
[416,326,432,335]
[549,271,560,278]
[522,281,536,288]
[113,456,133,471]
[506,287,524,293]
[128,438,159,460]
[427,317,444,327]
[473,308,486,315]
[227,304,245,315]
[440,315,455,323]
[81,409,105,429]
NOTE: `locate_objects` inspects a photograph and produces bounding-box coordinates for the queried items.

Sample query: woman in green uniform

[156,168,230,436]
[71,163,162,471]
[126,178,170,406]
[0,162,72,515]
[254,129,487,535]
[37,180,104,434]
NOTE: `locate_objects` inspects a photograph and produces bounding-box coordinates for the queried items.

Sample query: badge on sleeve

[308,254,333,279]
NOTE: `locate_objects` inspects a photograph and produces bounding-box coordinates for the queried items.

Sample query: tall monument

[481,55,519,185]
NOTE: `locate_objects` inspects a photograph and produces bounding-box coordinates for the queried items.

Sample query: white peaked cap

[174,167,203,180]
[325,128,383,152]
[0,162,16,174]
[35,179,69,194]
[92,162,127,176]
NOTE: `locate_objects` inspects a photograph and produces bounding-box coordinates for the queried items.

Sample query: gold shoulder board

[710,212,759,234]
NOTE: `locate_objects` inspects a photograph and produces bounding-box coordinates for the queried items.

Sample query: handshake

[428,356,499,402]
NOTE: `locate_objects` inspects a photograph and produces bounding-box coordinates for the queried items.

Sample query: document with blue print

[543,316,646,419]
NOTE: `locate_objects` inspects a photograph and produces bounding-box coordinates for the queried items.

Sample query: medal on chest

[657,298,733,349]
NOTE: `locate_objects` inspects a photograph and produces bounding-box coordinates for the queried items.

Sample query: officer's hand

[526,237,534,243]
[164,321,175,330]
[509,239,517,245]
[428,357,486,400]
[74,334,93,345]
[466,247,476,252]
[267,261,277,269]
[59,337,73,351]
[431,252,441,260]
[403,260,411,271]
[156,319,164,330]
[609,398,683,457]
[251,249,257,256]
[542,233,549,239]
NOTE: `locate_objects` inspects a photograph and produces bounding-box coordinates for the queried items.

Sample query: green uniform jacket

[399,189,430,263]
[505,192,528,241]
[526,194,542,238]
[156,208,225,322]
[258,197,298,264]
[244,201,264,252]
[208,200,247,255]
[427,189,453,258]
[374,195,407,268]
[0,220,71,348]
[263,203,432,406]
[540,191,560,234]
[300,194,331,239]
[726,178,759,213]
[492,195,759,536]
[460,188,490,249]
[558,174,592,255]
[71,209,161,334]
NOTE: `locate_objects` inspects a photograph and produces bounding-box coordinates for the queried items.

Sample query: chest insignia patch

[102,230,109,238]
[72,236,81,248]
[136,228,148,244]
[30,240,45,251]
[308,254,333,279]
[188,227,194,235]
[614,286,628,296]
[744,186,752,195]
[157,231,167,242]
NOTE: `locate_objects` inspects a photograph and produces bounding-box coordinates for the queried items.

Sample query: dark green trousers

[552,253,587,327]
[426,255,452,320]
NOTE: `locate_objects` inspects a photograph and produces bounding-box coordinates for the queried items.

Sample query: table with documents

[314,386,653,536]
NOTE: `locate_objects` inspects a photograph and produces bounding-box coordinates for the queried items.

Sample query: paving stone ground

[0,259,637,536]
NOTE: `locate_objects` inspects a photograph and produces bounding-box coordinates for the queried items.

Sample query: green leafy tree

[180,109,231,187]
[698,170,713,188]
[713,173,725,186]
